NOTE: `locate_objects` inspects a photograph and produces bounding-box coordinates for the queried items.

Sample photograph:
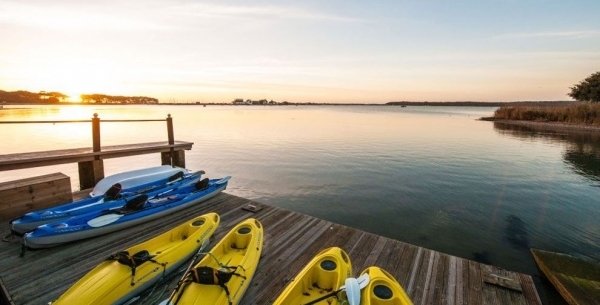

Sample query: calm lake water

[2,104,599,304]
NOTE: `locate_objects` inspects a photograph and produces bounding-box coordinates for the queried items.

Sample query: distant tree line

[0,90,66,104]
[386,101,575,107]
[0,89,159,104]
[80,94,158,104]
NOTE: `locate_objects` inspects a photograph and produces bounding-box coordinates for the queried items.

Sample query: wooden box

[0,173,72,221]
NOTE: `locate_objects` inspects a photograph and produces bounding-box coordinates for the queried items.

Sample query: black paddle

[162,238,211,305]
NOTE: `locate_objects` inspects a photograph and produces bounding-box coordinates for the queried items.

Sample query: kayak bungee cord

[2,232,17,243]
[172,251,248,305]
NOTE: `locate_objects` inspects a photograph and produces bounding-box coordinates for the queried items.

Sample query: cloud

[0,1,367,33]
[0,2,175,31]
[494,30,600,39]
[167,2,367,23]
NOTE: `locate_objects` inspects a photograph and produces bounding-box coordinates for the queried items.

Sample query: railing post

[92,113,101,159]
[162,114,186,167]
[166,114,174,145]
[162,114,175,166]
[78,113,104,189]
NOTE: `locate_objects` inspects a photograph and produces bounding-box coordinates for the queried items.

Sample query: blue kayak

[10,171,204,235]
[23,176,230,249]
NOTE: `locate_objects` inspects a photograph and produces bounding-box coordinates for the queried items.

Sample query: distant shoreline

[1,101,575,107]
[479,117,600,132]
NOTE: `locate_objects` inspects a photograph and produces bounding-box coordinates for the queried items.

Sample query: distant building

[231,98,282,105]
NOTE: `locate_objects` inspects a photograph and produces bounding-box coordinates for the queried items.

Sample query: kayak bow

[273,247,353,305]
[360,266,413,305]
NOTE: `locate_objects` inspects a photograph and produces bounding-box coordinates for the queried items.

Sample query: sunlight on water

[1,104,598,304]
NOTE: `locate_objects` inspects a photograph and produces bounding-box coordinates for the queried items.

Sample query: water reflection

[564,147,600,183]
[0,106,61,120]
[494,122,600,182]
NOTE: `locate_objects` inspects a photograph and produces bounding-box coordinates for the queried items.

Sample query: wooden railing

[0,114,193,189]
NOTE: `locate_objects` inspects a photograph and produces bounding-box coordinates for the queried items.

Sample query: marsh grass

[493,104,600,126]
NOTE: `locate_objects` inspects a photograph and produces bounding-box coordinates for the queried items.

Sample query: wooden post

[92,113,101,159]
[78,113,104,189]
[78,160,104,190]
[167,114,174,146]
[172,150,186,168]
[164,114,188,167]
[163,114,175,166]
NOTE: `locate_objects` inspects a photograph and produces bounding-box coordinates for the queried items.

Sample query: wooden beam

[0,141,193,171]
[0,173,72,221]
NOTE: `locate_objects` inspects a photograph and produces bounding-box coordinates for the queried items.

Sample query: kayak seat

[168,171,185,182]
[103,183,122,201]
[107,250,166,286]
[189,265,246,305]
[195,178,210,191]
[131,250,155,265]
[121,194,148,212]
[108,250,156,268]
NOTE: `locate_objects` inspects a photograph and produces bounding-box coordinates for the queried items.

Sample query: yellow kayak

[167,218,264,305]
[273,247,353,305]
[360,266,413,305]
[52,213,220,305]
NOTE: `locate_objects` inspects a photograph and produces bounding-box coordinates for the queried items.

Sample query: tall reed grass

[493,104,600,126]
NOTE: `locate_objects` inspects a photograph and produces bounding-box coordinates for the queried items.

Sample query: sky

[1,0,599,104]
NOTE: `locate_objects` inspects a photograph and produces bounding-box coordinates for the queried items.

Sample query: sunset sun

[7,49,128,103]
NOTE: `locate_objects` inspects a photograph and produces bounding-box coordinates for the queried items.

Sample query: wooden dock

[0,192,542,305]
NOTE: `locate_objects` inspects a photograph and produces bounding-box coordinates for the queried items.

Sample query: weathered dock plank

[0,192,541,305]
[433,252,449,304]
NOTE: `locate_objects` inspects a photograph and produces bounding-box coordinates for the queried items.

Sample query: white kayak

[90,166,190,197]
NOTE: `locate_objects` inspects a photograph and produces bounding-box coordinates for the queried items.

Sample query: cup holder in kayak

[320,259,337,271]
[191,219,205,227]
[232,226,252,249]
[373,285,393,299]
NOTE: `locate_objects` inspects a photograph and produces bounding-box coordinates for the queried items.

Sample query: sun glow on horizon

[64,92,83,103]
[12,61,130,103]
